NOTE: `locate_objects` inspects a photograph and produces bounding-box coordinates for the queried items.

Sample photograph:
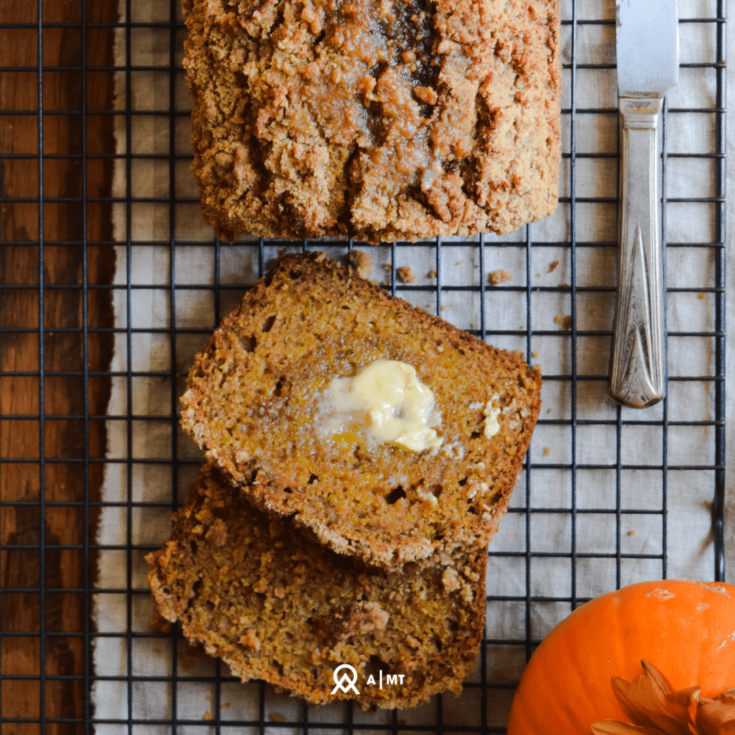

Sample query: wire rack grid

[0,0,727,732]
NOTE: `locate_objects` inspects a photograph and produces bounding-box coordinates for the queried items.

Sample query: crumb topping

[183,0,561,243]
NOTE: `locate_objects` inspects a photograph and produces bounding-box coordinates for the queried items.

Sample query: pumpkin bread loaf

[147,465,486,709]
[182,0,561,243]
[181,253,542,569]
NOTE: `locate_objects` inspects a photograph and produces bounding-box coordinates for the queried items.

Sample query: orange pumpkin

[506,580,735,734]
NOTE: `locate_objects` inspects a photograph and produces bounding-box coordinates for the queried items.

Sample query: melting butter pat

[318,359,443,453]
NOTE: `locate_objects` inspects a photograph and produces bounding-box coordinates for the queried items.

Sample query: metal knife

[609,0,679,408]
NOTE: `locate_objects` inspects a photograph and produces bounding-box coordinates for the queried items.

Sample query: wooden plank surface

[1,0,117,730]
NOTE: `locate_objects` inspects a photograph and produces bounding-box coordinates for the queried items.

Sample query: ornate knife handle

[609,97,666,408]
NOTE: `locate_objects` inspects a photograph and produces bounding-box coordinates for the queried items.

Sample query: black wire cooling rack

[0,0,727,732]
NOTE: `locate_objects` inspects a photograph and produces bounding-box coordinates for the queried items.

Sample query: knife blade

[609,0,679,409]
[616,0,679,97]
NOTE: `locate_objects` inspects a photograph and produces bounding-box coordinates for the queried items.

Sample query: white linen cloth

[93,0,734,730]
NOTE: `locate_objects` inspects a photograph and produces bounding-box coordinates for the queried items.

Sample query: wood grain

[1,0,117,731]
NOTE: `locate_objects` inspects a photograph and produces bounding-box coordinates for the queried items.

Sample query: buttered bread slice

[181,252,541,569]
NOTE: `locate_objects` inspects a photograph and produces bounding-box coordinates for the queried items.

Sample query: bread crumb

[348,250,372,280]
[205,517,227,547]
[414,85,438,105]
[456,260,464,265]
[383,263,392,270]
[203,711,214,721]
[543,447,550,456]
[269,713,286,723]
[428,269,437,278]
[549,260,559,273]
[442,567,461,593]
[397,265,416,283]
[329,601,389,639]
[239,629,261,651]
[547,408,552,413]
[559,282,570,288]
[698,293,705,300]
[489,269,512,285]
[554,314,572,330]
[532,352,538,358]
[627,530,636,536]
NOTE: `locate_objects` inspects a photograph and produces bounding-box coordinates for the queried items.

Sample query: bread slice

[181,252,542,569]
[147,465,486,709]
[182,0,561,243]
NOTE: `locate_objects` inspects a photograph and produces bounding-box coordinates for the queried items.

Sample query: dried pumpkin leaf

[611,662,693,735]
[695,690,735,735]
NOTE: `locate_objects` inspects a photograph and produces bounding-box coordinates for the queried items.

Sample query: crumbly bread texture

[182,0,561,243]
[181,253,542,569]
[147,465,486,709]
